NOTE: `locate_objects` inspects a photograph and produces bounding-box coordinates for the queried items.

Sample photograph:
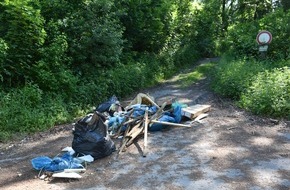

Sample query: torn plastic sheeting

[107,105,156,133]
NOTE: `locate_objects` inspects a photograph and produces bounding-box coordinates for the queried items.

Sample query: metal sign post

[256,30,272,59]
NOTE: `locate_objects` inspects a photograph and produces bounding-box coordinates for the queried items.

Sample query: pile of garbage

[97,94,180,155]
[31,93,210,179]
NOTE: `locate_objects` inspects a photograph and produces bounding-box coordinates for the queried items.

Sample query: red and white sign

[256,30,272,45]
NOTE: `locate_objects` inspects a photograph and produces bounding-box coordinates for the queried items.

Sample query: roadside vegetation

[0,0,289,141]
[211,7,290,120]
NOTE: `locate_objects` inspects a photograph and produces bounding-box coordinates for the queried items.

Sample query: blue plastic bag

[31,153,83,172]
[149,103,182,131]
[31,156,52,170]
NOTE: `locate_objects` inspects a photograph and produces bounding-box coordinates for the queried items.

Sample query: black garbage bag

[96,95,122,116]
[72,111,116,159]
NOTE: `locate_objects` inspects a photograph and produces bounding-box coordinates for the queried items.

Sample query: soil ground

[0,58,290,190]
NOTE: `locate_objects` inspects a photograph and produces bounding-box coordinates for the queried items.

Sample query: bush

[0,84,76,142]
[66,0,124,69]
[32,34,78,100]
[73,53,173,107]
[211,56,270,99]
[221,22,259,58]
[239,67,290,118]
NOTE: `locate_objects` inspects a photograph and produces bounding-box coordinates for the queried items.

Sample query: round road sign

[256,30,272,44]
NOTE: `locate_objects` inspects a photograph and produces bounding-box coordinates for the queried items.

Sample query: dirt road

[1,59,290,190]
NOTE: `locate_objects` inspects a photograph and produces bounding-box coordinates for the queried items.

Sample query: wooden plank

[150,120,192,128]
[52,172,82,179]
[181,104,211,119]
[126,122,144,146]
[143,108,149,157]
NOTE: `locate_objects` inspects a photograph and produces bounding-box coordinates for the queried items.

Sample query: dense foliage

[209,0,289,119]
[240,65,290,118]
[0,0,289,141]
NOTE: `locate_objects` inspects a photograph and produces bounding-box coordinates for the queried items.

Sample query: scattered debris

[17,172,22,177]
[30,93,212,179]
[269,118,279,125]
[101,93,212,158]
[39,174,47,180]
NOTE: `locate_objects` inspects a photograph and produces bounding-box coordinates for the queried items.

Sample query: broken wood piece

[181,104,211,119]
[126,122,144,146]
[143,108,149,157]
[126,121,143,137]
[52,172,82,179]
[150,101,167,121]
[117,137,129,158]
[156,96,175,107]
[117,122,133,156]
[150,120,192,128]
[194,113,208,123]
[125,93,160,110]
[117,121,143,157]
[122,115,143,126]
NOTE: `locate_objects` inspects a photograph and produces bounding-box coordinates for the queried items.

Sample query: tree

[118,0,174,53]
[0,0,46,87]
[65,0,124,70]
[281,0,290,11]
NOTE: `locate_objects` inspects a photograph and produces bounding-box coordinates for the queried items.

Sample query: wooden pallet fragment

[181,104,211,119]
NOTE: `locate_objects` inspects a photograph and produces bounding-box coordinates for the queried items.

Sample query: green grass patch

[178,62,216,88]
